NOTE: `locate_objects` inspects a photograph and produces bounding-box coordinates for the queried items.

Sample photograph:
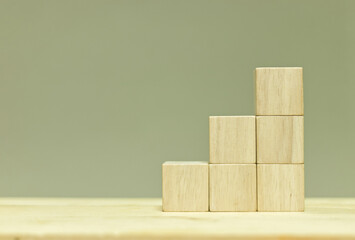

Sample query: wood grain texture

[162,161,208,212]
[210,164,257,212]
[256,116,304,163]
[0,198,354,239]
[209,116,255,164]
[257,164,304,212]
[255,67,303,116]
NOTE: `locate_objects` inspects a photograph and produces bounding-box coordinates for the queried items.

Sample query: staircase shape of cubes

[162,67,304,212]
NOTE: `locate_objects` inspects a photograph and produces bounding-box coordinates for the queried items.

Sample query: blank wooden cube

[162,161,208,212]
[257,116,304,163]
[255,67,303,116]
[210,164,256,212]
[209,116,255,164]
[257,164,304,212]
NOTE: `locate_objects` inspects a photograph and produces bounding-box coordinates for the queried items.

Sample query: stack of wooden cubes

[162,67,304,212]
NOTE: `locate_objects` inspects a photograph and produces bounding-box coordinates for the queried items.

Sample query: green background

[1,0,354,197]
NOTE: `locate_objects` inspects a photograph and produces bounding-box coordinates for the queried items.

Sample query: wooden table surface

[0,198,354,240]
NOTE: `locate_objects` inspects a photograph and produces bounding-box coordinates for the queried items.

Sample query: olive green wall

[1,0,354,197]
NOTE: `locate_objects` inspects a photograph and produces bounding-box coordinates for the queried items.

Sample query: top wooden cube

[255,67,304,116]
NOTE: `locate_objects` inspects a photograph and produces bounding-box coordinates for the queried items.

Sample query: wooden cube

[257,116,304,163]
[255,67,303,116]
[210,164,257,212]
[257,164,304,212]
[162,161,208,212]
[209,116,256,164]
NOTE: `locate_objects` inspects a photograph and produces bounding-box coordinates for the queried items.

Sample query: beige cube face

[209,116,256,164]
[257,116,304,164]
[255,67,303,116]
[162,161,209,212]
[210,164,257,212]
[257,164,304,212]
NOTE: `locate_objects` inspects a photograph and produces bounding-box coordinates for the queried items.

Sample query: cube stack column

[255,67,304,212]
[209,116,257,212]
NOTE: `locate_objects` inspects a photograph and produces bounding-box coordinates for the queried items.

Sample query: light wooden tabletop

[0,198,354,240]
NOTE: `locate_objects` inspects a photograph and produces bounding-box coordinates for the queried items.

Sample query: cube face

[255,67,303,116]
[257,116,304,164]
[162,161,208,212]
[209,116,256,164]
[210,164,257,212]
[257,164,304,212]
